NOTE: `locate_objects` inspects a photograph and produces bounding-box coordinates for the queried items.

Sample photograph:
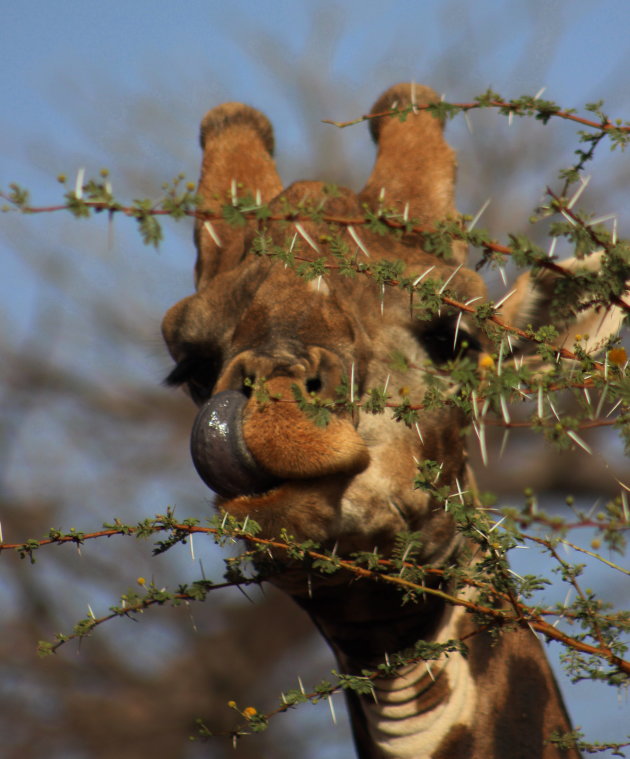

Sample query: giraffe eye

[164,351,222,404]
[416,316,482,365]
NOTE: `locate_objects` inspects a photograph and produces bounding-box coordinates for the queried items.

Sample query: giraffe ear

[193,103,283,287]
[498,252,628,355]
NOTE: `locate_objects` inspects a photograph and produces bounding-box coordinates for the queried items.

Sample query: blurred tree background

[1,2,629,757]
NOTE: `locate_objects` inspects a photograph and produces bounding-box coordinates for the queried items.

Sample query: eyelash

[164,355,220,403]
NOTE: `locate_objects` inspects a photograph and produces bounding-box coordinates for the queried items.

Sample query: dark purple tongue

[190,390,280,499]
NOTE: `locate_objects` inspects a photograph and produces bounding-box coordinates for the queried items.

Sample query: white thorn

[463,111,474,134]
[534,86,547,100]
[255,188,262,206]
[75,167,85,199]
[298,676,306,695]
[567,430,592,455]
[230,178,237,206]
[221,511,228,529]
[499,429,510,459]
[380,284,385,316]
[413,265,435,286]
[537,386,544,418]
[295,222,320,253]
[500,394,511,424]
[203,221,223,247]
[383,374,391,395]
[242,515,249,533]
[426,662,435,681]
[453,312,463,350]
[595,385,608,418]
[489,516,506,533]
[0,520,3,543]
[467,198,491,231]
[87,604,96,620]
[327,695,337,725]
[378,186,386,202]
[415,422,424,445]
[606,398,622,418]
[612,217,618,245]
[497,340,505,376]
[560,209,577,226]
[350,362,355,404]
[566,174,590,210]
[439,263,463,294]
[399,543,412,567]
[347,225,370,257]
[189,532,195,561]
[547,237,558,259]
[471,390,479,420]
[454,477,466,504]
[433,462,444,485]
[588,213,616,227]
[548,397,560,421]
[498,265,508,286]
[563,587,574,608]
[494,288,517,310]
[464,295,483,306]
[403,202,409,222]
[508,111,513,127]
[472,421,488,466]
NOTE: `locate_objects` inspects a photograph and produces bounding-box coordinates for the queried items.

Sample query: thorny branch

[0,516,628,678]
[3,91,629,753]
[320,93,630,136]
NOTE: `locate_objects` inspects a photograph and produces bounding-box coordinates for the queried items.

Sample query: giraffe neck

[297,584,581,759]
[342,604,476,759]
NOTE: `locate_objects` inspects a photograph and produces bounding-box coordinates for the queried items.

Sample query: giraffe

[160,83,618,758]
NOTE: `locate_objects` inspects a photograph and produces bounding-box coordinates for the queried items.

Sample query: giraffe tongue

[190,390,280,499]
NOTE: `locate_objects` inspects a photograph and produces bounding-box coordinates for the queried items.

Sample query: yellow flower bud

[608,347,627,366]
[137,577,146,586]
[242,706,257,718]
[478,353,495,371]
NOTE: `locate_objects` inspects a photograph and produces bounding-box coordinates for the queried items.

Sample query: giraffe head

[162,84,625,580]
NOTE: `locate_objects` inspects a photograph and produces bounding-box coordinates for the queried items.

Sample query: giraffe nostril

[305,376,322,394]
[241,375,255,398]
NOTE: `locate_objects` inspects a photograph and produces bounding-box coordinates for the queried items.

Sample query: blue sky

[2,1,630,756]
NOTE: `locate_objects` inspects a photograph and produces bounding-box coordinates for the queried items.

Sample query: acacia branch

[321,98,628,134]
[2,521,628,676]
